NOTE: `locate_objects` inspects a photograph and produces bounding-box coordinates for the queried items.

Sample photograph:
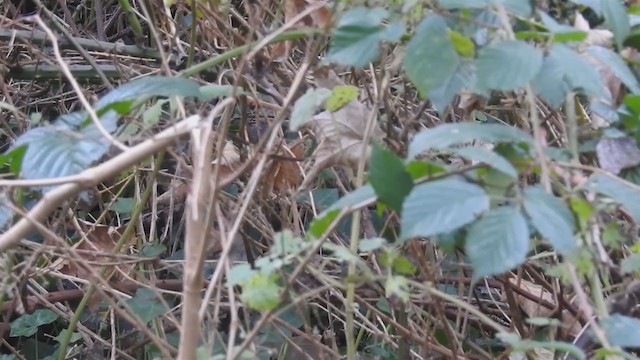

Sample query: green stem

[57,152,165,360]
[178,28,320,78]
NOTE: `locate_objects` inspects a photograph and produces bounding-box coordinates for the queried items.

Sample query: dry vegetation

[2,0,640,359]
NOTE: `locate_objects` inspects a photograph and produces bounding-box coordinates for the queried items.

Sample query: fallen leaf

[507,278,582,337]
[301,98,384,188]
[262,142,305,195]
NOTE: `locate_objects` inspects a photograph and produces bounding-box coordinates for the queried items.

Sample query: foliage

[3,0,640,359]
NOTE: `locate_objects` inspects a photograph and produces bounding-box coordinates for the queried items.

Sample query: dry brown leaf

[507,278,582,337]
[302,99,384,188]
[262,142,305,195]
[270,0,333,61]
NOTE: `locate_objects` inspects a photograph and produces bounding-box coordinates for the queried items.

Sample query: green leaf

[240,272,282,312]
[140,243,166,257]
[475,40,543,92]
[199,84,245,101]
[52,329,82,344]
[587,46,640,94]
[10,309,59,337]
[523,186,577,254]
[427,63,475,114]
[532,44,607,108]
[401,177,490,240]
[369,143,414,213]
[0,193,13,230]
[404,15,460,95]
[111,197,135,215]
[227,263,257,286]
[587,173,640,222]
[448,30,475,58]
[359,237,387,252]
[319,184,377,219]
[569,0,601,15]
[11,126,110,192]
[601,314,640,347]
[408,122,533,158]
[325,85,360,112]
[326,7,403,68]
[0,144,26,176]
[465,206,530,278]
[290,88,332,131]
[385,275,410,303]
[126,288,168,323]
[449,146,518,178]
[440,0,531,15]
[7,76,200,189]
[602,0,630,49]
[308,209,340,238]
[621,254,640,273]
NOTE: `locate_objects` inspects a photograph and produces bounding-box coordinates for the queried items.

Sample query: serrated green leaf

[587,46,640,94]
[427,62,476,113]
[10,309,59,337]
[290,88,332,131]
[326,7,401,68]
[408,122,533,158]
[532,44,607,108]
[142,99,169,127]
[450,146,518,178]
[404,15,460,95]
[227,263,258,286]
[602,0,630,49]
[465,206,530,278]
[127,288,168,323]
[323,242,359,263]
[401,177,489,240]
[601,314,640,347]
[475,40,543,92]
[325,85,360,112]
[240,272,282,312]
[587,173,640,222]
[523,186,577,254]
[369,143,413,213]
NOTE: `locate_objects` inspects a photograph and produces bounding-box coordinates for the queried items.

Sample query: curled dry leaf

[507,278,582,337]
[302,98,384,189]
[261,142,305,195]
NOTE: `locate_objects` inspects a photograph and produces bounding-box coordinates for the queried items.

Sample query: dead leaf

[270,0,332,62]
[301,98,384,188]
[262,142,305,195]
[507,278,582,337]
